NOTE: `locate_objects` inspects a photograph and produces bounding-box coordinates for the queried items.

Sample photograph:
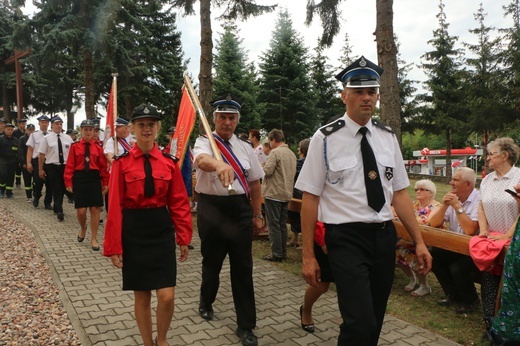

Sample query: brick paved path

[1,195,459,345]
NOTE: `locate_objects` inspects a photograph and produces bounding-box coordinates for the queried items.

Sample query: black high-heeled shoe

[299,305,315,333]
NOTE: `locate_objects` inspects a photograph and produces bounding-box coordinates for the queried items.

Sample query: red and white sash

[212,134,249,197]
[118,137,133,152]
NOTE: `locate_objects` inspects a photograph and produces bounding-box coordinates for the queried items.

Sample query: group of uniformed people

[1,55,435,346]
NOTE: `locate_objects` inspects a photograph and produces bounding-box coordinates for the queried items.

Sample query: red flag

[105,76,117,140]
[172,86,196,168]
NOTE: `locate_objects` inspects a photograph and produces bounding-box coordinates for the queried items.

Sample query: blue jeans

[265,198,289,258]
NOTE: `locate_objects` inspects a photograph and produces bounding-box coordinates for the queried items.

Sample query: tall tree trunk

[375,0,402,145]
[83,48,95,119]
[199,0,213,132]
[65,86,74,130]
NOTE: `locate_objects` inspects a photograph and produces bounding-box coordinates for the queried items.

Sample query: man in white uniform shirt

[26,115,52,209]
[296,56,431,346]
[193,93,264,346]
[38,116,73,221]
[104,117,134,164]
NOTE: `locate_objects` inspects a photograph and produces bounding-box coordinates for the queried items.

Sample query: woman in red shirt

[104,104,193,346]
[64,119,109,251]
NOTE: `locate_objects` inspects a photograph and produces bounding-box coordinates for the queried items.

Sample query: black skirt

[315,242,334,283]
[122,207,177,291]
[73,170,103,208]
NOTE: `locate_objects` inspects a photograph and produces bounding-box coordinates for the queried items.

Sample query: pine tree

[418,0,468,179]
[336,32,355,71]
[213,22,261,133]
[310,41,343,125]
[258,10,318,145]
[464,3,509,149]
[172,0,275,122]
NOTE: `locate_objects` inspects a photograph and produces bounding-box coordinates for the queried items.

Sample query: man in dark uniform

[12,118,27,188]
[18,123,35,201]
[193,93,264,346]
[0,117,6,136]
[0,123,19,198]
[296,56,432,346]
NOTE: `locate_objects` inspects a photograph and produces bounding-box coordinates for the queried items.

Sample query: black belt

[344,221,391,230]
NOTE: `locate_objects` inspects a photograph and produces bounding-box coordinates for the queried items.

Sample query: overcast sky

[21,0,512,127]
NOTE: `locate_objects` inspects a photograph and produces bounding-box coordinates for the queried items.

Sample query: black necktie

[84,142,90,172]
[359,127,385,212]
[57,134,64,164]
[144,154,154,197]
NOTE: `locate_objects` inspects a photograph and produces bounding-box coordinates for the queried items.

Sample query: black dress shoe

[262,254,282,262]
[57,213,64,221]
[198,307,214,320]
[235,327,258,346]
[32,198,39,208]
[188,244,195,250]
[92,246,100,251]
[455,299,480,314]
[300,305,315,333]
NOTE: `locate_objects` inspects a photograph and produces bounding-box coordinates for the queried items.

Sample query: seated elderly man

[428,167,480,314]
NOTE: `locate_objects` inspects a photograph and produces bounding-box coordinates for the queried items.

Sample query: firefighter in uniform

[26,115,53,209]
[18,123,35,201]
[193,93,264,346]
[296,56,432,345]
[0,123,19,198]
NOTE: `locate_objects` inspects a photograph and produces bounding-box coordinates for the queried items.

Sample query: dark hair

[249,129,260,141]
[298,138,311,157]
[239,133,249,141]
[267,129,284,143]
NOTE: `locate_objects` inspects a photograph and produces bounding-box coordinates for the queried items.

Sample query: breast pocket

[377,154,395,181]
[124,170,146,192]
[328,155,358,183]
[152,169,172,192]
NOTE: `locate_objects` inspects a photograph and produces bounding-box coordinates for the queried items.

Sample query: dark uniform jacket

[18,134,30,165]
[0,135,19,162]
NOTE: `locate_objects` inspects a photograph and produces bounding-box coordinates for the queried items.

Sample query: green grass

[252,179,489,345]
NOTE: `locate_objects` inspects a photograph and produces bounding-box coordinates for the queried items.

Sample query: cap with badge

[211,93,243,113]
[0,118,6,123]
[80,119,95,128]
[335,56,383,88]
[17,118,27,123]
[4,122,14,128]
[26,124,35,130]
[131,104,162,121]
[167,126,176,135]
[37,115,51,122]
[114,117,130,126]
[50,116,63,123]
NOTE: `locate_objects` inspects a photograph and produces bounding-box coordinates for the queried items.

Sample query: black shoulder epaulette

[371,119,395,134]
[320,118,345,136]
[162,151,179,163]
[114,151,130,161]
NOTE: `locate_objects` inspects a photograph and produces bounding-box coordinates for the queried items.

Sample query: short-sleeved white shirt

[480,166,520,233]
[193,134,265,196]
[443,188,481,234]
[104,134,135,156]
[254,144,268,164]
[295,114,409,224]
[26,130,48,159]
[38,132,73,165]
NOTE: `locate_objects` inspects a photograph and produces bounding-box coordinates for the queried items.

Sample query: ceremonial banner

[172,86,196,168]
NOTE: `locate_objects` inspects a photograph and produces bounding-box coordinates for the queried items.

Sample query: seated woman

[395,179,441,297]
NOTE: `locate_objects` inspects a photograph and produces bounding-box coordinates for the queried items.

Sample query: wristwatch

[456,207,464,214]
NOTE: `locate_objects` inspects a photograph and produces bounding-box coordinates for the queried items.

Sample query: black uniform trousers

[32,158,52,205]
[431,247,479,305]
[325,221,397,346]
[21,166,33,198]
[0,158,17,195]
[197,193,256,330]
[44,163,66,214]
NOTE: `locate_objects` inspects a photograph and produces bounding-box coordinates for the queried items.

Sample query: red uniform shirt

[103,143,192,256]
[64,139,109,188]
